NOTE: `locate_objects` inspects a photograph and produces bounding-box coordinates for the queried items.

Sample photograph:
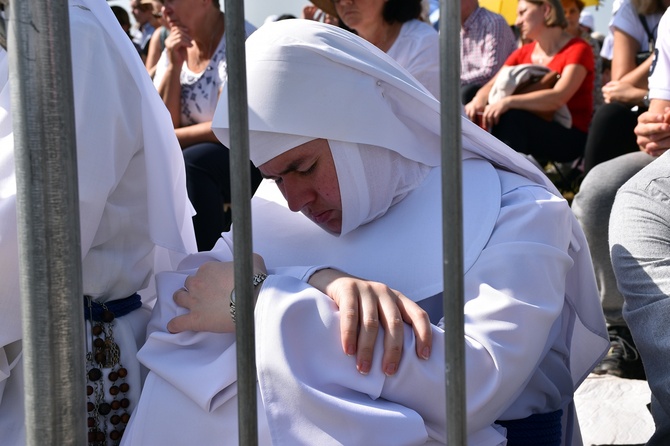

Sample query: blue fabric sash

[496,409,563,446]
[83,293,142,322]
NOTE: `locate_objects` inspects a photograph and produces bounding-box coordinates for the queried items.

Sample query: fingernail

[357,361,370,375]
[421,347,430,359]
[384,363,397,376]
[346,344,355,356]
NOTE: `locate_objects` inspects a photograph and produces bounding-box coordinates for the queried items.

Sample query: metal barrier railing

[438,0,467,444]
[223,0,258,444]
[8,1,87,445]
[10,0,466,444]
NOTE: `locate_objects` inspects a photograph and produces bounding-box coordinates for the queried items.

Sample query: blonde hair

[527,0,568,28]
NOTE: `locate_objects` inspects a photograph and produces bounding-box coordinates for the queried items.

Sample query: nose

[280,178,314,213]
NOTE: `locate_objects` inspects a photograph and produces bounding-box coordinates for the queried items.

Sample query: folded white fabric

[488,63,572,128]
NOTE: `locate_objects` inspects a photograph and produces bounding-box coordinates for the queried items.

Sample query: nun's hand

[168,255,267,334]
[308,268,432,376]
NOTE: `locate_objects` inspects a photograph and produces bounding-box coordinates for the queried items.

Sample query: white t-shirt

[649,9,670,100]
[611,0,663,52]
[387,19,440,98]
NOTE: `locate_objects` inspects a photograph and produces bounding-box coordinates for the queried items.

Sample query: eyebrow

[261,156,310,179]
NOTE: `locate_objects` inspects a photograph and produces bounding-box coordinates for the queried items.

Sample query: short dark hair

[383,0,422,24]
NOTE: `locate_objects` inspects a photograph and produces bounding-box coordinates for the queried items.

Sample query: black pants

[183,141,263,251]
[461,84,482,105]
[492,109,586,163]
[582,102,644,174]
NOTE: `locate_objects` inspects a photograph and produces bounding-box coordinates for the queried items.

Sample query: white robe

[123,159,607,445]
[125,20,608,446]
[0,1,197,444]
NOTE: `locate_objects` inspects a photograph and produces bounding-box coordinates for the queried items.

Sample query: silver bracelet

[230,273,267,324]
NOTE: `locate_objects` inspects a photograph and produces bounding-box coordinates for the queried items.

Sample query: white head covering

[212,20,559,229]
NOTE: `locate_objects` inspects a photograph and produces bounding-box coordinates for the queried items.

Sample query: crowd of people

[2,0,670,444]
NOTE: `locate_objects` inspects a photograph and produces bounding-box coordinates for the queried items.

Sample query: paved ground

[575,374,654,445]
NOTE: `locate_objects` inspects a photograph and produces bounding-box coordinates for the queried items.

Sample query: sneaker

[592,326,646,380]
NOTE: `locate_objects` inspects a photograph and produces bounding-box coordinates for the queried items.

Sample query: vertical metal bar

[438,0,467,443]
[7,0,86,444]
[223,1,257,444]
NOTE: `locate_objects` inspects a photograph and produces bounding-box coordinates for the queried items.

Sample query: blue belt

[83,293,142,322]
[496,409,563,446]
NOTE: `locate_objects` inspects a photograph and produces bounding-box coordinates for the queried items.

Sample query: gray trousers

[572,151,656,326]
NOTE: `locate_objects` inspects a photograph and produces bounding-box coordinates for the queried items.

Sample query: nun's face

[259,139,343,234]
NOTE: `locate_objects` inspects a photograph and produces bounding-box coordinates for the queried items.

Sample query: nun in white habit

[0,1,196,444]
[123,20,608,446]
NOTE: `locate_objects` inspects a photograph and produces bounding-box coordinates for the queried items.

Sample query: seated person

[464,0,594,164]
[609,8,670,444]
[571,6,670,381]
[122,19,608,446]
[0,1,197,444]
[460,0,517,104]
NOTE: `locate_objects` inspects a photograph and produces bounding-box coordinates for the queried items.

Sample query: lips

[312,210,333,225]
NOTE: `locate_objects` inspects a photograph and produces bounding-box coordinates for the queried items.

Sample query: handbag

[513,70,561,121]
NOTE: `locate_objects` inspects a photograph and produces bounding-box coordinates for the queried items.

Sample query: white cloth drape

[0,1,197,444]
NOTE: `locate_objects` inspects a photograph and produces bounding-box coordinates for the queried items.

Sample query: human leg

[582,102,642,174]
[491,109,586,163]
[183,142,263,251]
[572,151,656,379]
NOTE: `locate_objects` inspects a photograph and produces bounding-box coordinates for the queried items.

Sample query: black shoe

[592,326,646,380]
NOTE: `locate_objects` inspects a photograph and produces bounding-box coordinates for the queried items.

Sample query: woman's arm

[635,99,670,156]
[611,27,642,80]
[464,71,499,122]
[601,54,652,105]
[145,26,165,79]
[174,121,220,148]
[167,259,432,376]
[156,24,191,128]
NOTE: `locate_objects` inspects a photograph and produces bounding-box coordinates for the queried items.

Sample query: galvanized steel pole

[438,0,467,443]
[223,1,258,444]
[7,0,86,444]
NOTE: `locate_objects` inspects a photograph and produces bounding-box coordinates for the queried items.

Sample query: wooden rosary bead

[117,367,127,378]
[87,417,95,428]
[93,338,105,349]
[108,371,119,382]
[120,412,130,424]
[109,430,121,441]
[111,400,121,410]
[94,352,106,364]
[96,431,105,442]
[120,398,130,409]
[110,414,121,425]
[98,402,112,416]
[102,310,115,323]
[87,368,102,381]
[92,325,103,336]
[109,386,120,396]
[86,385,94,396]
[87,402,95,412]
[119,383,130,393]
